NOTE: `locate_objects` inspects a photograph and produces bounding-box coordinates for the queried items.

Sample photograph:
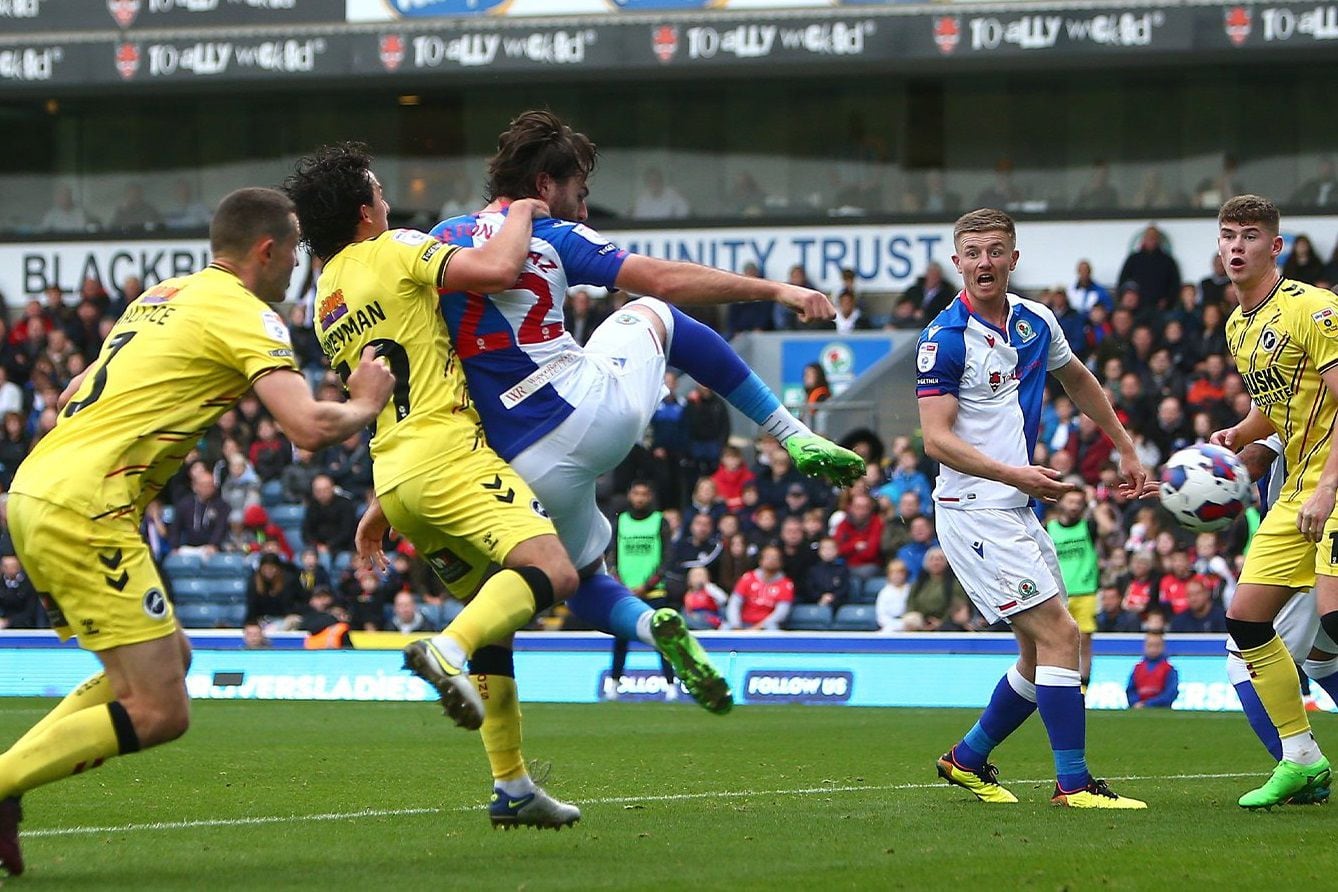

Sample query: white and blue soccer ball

[1159,444,1252,533]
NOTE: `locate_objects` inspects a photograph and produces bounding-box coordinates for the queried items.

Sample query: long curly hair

[485,109,597,201]
[283,142,375,261]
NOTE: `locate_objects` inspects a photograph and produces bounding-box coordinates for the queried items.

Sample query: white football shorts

[936,505,1065,624]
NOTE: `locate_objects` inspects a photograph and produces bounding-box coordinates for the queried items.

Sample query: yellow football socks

[0,704,123,798]
[473,673,525,782]
[13,672,113,748]
[440,569,538,661]
[1242,635,1312,740]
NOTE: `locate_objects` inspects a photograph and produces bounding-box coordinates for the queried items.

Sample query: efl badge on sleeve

[917,342,939,373]
[1312,306,1338,338]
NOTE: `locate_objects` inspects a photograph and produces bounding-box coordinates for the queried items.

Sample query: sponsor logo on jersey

[379,34,405,71]
[317,289,348,330]
[652,24,678,62]
[108,0,139,29]
[140,283,179,305]
[143,587,168,620]
[115,42,140,79]
[421,241,442,263]
[498,351,580,409]
[1224,5,1252,44]
[988,369,1003,392]
[933,16,961,54]
[916,342,938,373]
[426,546,471,585]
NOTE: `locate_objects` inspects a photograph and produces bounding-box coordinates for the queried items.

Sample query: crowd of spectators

[0,221,1330,644]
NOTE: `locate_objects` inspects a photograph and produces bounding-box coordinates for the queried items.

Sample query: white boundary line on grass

[24,772,1258,839]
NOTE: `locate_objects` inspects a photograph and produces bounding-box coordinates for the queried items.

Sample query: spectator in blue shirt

[873,449,933,516]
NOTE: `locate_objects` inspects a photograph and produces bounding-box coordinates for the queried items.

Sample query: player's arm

[614,254,833,324]
[1051,358,1147,498]
[1295,364,1338,541]
[1237,435,1282,483]
[1209,403,1276,452]
[918,392,1077,501]
[438,199,548,293]
[253,347,393,451]
[56,368,89,412]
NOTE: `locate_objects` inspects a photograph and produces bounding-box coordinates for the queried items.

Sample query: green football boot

[785,434,865,488]
[1239,756,1332,810]
[650,608,732,714]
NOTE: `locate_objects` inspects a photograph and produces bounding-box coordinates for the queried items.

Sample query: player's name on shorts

[499,350,580,409]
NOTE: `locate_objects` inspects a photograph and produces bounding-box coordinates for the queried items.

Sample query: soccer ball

[1159,444,1252,532]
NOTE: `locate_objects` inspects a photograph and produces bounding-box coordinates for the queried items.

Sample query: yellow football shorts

[379,447,555,601]
[7,493,176,651]
[1238,496,1338,589]
[1066,593,1097,634]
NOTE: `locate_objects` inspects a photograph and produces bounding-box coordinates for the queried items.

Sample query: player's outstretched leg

[468,646,581,831]
[650,608,732,714]
[404,638,485,730]
[567,572,732,714]
[655,301,862,487]
[935,664,1036,803]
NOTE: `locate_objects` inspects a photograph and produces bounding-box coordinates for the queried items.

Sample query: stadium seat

[332,551,354,574]
[204,577,247,603]
[171,577,214,604]
[283,528,305,555]
[785,603,833,631]
[856,576,885,603]
[260,480,285,507]
[200,552,248,577]
[269,504,305,527]
[175,602,245,628]
[832,604,880,632]
[162,552,202,576]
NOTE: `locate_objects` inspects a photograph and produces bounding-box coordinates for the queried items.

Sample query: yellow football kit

[314,229,554,597]
[8,266,298,649]
[1227,276,1338,587]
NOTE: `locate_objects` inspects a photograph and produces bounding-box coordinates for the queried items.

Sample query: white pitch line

[24,772,1259,839]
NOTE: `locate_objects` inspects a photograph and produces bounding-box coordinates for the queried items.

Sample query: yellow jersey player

[284,144,581,829]
[0,187,395,876]
[1212,194,1338,808]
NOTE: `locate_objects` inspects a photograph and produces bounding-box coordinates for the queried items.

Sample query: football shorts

[1066,594,1097,634]
[379,447,555,600]
[936,505,1064,625]
[7,493,176,651]
[1238,496,1338,590]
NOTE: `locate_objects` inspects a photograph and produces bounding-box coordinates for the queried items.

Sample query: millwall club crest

[933,16,961,55]
[379,35,405,72]
[115,43,140,80]
[1260,328,1278,351]
[988,369,1003,392]
[652,25,678,63]
[108,0,140,29]
[1224,6,1251,45]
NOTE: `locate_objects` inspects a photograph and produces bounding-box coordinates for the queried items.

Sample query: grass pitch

[2,699,1335,889]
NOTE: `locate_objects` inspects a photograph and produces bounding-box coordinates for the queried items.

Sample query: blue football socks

[1035,665,1091,792]
[953,665,1038,770]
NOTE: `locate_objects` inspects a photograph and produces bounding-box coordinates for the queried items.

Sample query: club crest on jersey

[1312,307,1338,337]
[1259,328,1279,351]
[1014,319,1034,342]
[916,342,939,373]
[318,290,348,330]
[142,588,168,620]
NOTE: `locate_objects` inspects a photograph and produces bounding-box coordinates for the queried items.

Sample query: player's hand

[355,499,391,572]
[509,197,551,220]
[347,346,395,412]
[1209,426,1240,450]
[1116,454,1149,500]
[777,285,834,323]
[1297,485,1336,543]
[1010,465,1079,502]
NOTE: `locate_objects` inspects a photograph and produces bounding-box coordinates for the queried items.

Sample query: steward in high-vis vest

[606,481,676,700]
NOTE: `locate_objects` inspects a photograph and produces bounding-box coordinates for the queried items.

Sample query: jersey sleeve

[386,229,458,291]
[545,220,628,287]
[1037,304,1075,371]
[1290,283,1338,374]
[915,326,965,398]
[205,300,299,383]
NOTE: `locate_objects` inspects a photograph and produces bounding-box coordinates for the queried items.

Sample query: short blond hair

[953,208,1016,246]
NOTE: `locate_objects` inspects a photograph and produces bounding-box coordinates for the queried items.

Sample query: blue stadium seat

[282,527,305,555]
[853,576,885,604]
[204,577,247,603]
[200,552,248,578]
[832,604,879,632]
[171,577,214,604]
[332,550,354,574]
[785,603,833,631]
[175,602,245,628]
[162,552,201,577]
[260,480,285,507]
[269,504,305,527]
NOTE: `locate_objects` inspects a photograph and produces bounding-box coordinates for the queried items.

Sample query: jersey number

[63,330,137,418]
[336,338,412,422]
[455,272,557,359]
